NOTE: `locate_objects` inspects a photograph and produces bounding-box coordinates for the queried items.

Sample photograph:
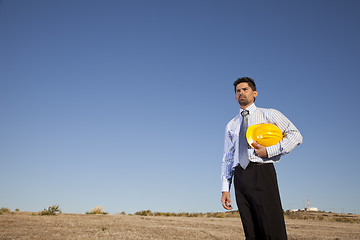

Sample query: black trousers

[234,162,287,240]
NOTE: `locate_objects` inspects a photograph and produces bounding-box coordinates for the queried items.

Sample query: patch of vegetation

[132,209,360,223]
[134,210,240,218]
[86,206,108,215]
[284,210,360,223]
[86,211,108,215]
[0,207,11,214]
[39,205,62,215]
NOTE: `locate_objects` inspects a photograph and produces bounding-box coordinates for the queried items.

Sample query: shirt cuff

[222,180,231,192]
[266,145,280,158]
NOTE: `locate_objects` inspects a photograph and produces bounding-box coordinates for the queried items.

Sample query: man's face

[235,82,258,109]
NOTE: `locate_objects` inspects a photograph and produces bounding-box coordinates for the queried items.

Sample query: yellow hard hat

[246,123,283,148]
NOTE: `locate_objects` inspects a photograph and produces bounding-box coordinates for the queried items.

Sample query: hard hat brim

[246,124,261,148]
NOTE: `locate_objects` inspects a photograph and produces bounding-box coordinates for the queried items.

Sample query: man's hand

[221,192,233,210]
[252,142,268,158]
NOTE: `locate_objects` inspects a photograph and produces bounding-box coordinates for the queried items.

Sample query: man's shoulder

[254,106,281,114]
[226,113,240,128]
[228,113,240,122]
[255,106,276,111]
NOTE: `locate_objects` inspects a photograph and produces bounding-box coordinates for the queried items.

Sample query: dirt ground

[1,212,359,240]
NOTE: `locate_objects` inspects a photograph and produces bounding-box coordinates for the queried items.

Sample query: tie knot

[241,110,249,117]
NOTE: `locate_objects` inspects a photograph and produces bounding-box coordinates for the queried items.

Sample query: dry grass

[284,211,360,224]
[0,211,359,240]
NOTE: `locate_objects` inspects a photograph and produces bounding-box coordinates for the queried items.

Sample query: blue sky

[1,0,360,214]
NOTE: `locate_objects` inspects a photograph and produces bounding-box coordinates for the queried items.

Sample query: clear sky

[1,0,360,214]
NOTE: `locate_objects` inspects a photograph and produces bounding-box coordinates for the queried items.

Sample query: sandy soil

[1,212,359,240]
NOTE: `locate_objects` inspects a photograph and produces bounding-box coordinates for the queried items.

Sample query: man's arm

[221,124,235,209]
[266,109,303,158]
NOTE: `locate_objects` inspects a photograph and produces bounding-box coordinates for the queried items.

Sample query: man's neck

[240,102,254,110]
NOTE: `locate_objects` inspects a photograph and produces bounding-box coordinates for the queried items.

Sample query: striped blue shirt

[221,103,303,192]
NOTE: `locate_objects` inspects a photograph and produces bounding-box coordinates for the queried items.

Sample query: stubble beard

[238,97,249,107]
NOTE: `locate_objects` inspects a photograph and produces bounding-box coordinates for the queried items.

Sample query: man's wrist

[222,182,230,192]
[266,145,279,158]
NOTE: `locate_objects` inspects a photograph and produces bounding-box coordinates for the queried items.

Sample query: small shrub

[86,206,108,215]
[0,207,11,214]
[39,205,62,215]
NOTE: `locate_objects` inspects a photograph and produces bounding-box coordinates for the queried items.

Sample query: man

[221,77,302,239]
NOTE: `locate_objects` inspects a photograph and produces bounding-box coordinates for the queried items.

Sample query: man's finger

[221,192,233,210]
[252,142,259,149]
[222,202,233,210]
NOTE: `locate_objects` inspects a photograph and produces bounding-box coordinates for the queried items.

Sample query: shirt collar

[240,103,257,115]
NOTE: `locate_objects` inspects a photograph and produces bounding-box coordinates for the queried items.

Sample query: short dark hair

[233,77,256,92]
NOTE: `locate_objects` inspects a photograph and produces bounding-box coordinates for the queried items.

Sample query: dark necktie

[239,110,249,169]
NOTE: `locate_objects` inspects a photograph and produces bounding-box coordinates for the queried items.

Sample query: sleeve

[265,109,303,158]
[221,124,235,192]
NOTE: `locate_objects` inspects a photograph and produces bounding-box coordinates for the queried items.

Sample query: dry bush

[86,206,108,215]
[0,207,11,214]
[39,205,62,215]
